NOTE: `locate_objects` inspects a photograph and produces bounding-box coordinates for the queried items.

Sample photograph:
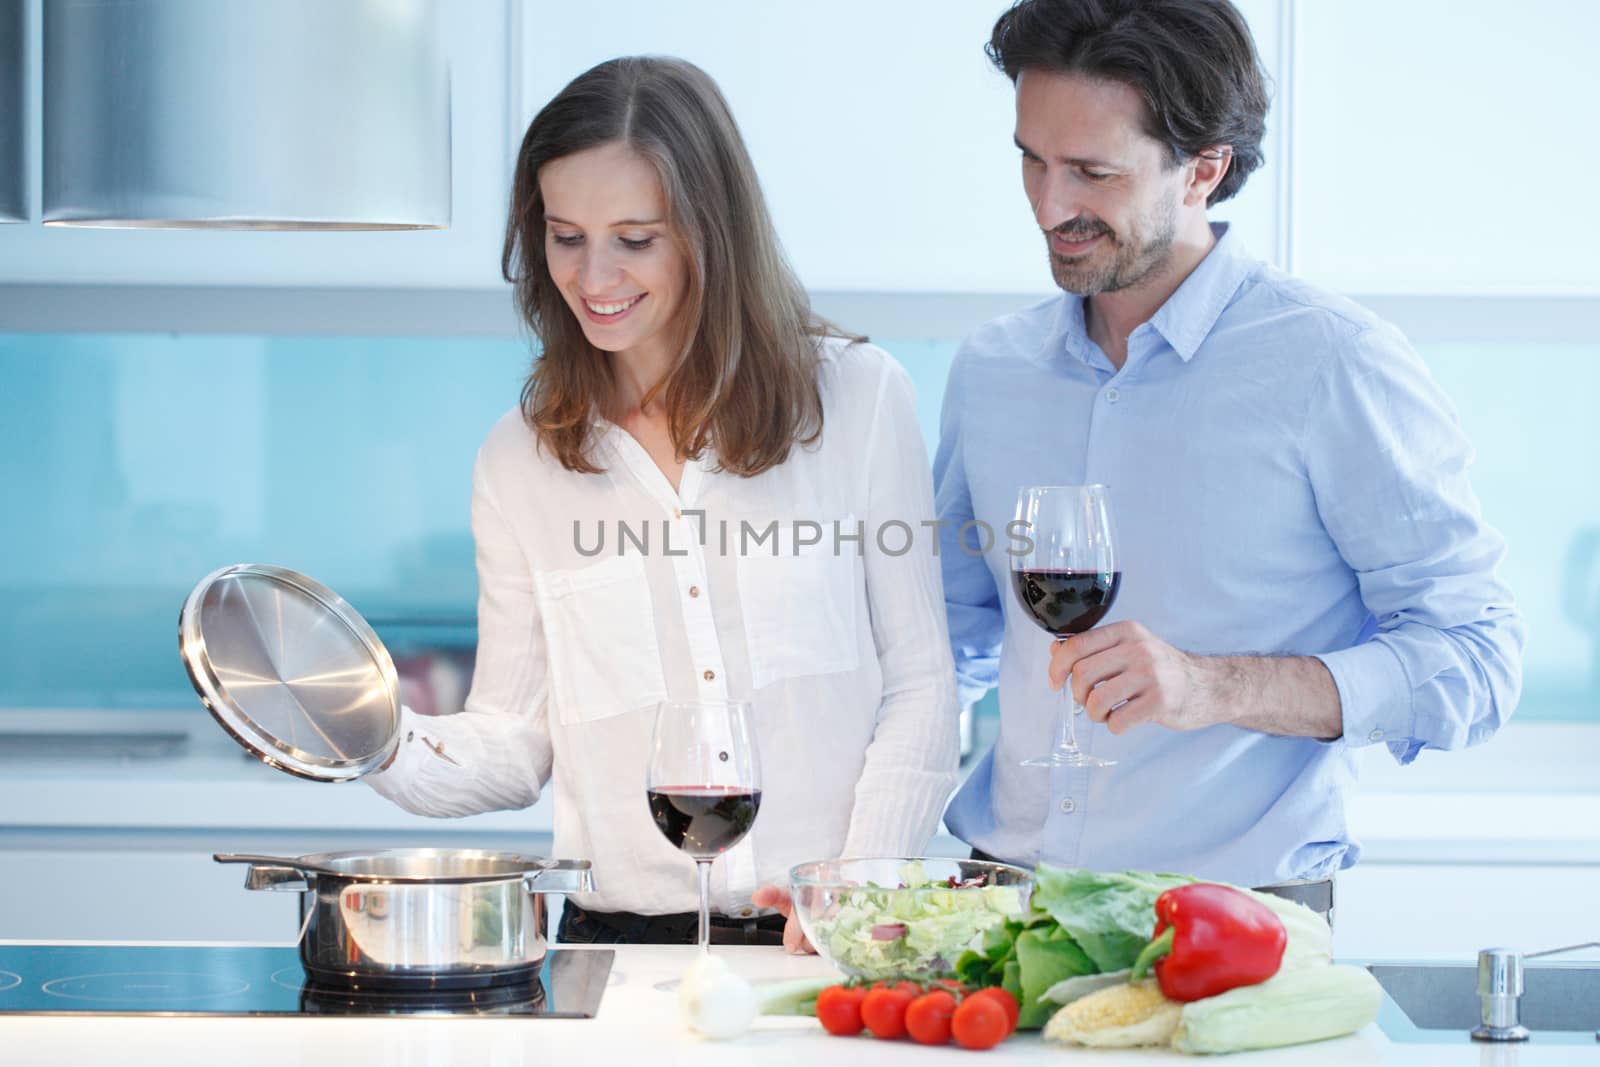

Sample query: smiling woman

[501,56,853,479]
[538,142,690,410]
[358,55,962,950]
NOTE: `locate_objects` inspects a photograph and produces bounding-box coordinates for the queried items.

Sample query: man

[938,0,1525,911]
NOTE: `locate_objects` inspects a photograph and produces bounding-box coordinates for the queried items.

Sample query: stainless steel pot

[216,849,592,988]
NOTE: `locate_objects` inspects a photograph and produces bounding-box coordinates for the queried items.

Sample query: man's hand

[1046,620,1344,740]
[751,884,815,954]
[1047,620,1222,734]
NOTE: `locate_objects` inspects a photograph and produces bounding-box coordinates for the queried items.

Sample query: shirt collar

[1052,221,1256,370]
[1147,221,1255,362]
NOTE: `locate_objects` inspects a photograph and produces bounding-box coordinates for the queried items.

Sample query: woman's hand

[751,884,815,954]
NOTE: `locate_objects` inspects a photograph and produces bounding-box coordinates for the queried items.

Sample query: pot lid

[179,564,401,782]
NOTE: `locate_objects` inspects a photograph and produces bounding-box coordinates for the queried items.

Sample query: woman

[367,56,958,948]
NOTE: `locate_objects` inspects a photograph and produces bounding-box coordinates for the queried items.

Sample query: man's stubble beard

[1048,193,1180,297]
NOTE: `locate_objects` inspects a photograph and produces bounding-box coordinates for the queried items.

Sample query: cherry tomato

[951,992,1009,1050]
[860,985,915,1040]
[869,979,922,995]
[904,989,957,1045]
[815,984,866,1037]
[967,987,1020,1034]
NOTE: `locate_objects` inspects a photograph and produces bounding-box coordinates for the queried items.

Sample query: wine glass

[1011,485,1120,768]
[646,699,762,954]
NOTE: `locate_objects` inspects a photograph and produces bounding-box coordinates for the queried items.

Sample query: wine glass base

[1021,752,1116,768]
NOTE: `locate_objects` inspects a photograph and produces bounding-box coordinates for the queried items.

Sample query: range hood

[42,0,450,230]
[0,0,24,223]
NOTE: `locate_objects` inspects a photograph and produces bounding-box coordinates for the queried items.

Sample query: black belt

[969,848,1335,926]
[560,903,787,946]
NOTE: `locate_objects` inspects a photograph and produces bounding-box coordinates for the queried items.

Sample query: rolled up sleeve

[1305,323,1526,764]
[366,449,553,815]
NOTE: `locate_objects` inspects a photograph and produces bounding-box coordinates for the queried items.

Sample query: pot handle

[523,859,594,895]
[213,852,316,892]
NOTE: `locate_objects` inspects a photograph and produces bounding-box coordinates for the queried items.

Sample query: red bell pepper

[1128,883,1287,1002]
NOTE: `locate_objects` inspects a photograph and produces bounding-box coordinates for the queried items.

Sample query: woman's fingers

[751,883,792,916]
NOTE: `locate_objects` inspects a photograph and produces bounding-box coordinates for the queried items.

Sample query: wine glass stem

[1055,684,1084,759]
[695,859,713,953]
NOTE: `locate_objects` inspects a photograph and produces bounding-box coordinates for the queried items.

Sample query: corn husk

[1172,964,1382,1054]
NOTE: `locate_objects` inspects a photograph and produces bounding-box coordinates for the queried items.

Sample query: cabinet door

[0,2,513,289]
[516,0,1288,294]
[1292,0,1598,293]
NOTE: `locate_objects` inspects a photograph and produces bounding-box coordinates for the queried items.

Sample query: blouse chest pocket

[735,516,862,691]
[534,553,668,727]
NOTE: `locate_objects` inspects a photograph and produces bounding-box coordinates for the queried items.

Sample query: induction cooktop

[0,943,612,1017]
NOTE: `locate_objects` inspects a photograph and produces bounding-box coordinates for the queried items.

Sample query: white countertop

[1,944,1594,1067]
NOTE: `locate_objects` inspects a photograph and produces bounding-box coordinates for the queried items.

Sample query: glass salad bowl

[789,857,1035,980]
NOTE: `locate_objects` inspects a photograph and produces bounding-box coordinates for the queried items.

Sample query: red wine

[647,786,762,858]
[1012,569,1120,636]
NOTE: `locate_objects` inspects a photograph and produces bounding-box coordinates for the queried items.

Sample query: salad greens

[957,867,1197,1029]
[808,861,1027,979]
[956,866,1335,1031]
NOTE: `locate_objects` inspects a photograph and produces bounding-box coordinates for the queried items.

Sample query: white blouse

[367,338,961,916]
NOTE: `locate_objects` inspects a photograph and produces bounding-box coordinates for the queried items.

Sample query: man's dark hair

[988,0,1269,205]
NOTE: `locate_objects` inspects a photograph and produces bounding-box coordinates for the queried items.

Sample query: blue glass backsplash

[0,333,1593,721]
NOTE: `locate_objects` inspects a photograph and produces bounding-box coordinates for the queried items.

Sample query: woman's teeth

[585,295,643,315]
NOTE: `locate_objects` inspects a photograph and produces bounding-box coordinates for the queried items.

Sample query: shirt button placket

[673,508,727,701]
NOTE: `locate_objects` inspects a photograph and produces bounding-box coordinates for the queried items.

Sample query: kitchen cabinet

[0,0,513,289]
[0,0,1287,296]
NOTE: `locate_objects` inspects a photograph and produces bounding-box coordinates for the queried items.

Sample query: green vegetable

[753,976,840,1018]
[1014,925,1097,1029]
[1031,867,1197,973]
[955,867,1195,1027]
[957,866,1335,1031]
[1171,964,1382,1054]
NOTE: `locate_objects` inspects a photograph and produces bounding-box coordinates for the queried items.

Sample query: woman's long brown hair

[503,56,853,476]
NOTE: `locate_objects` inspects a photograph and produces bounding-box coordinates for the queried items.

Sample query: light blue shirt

[937,223,1525,886]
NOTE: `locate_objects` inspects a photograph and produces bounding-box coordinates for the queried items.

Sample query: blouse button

[689,585,701,598]
[703,669,716,682]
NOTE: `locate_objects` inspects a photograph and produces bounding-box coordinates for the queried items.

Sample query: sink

[1368,961,1600,1040]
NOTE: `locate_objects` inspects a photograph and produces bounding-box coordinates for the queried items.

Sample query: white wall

[1290,0,1600,294]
